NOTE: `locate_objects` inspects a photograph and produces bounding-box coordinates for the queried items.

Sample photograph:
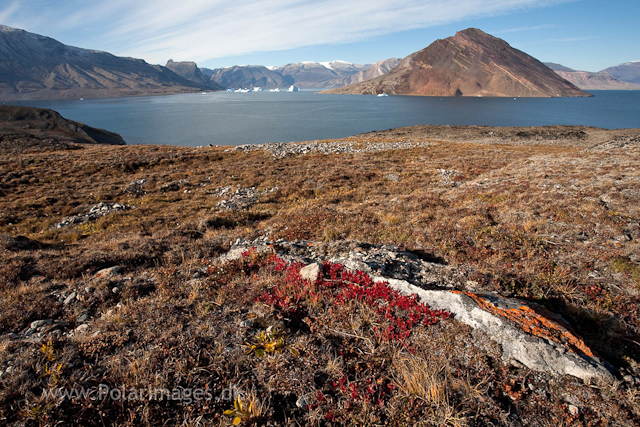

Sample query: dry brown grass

[1,127,640,425]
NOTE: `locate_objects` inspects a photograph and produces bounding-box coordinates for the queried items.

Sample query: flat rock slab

[379,276,613,382]
[217,239,613,383]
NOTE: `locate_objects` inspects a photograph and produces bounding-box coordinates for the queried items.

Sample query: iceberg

[269,88,280,92]
[287,85,300,92]
[377,92,388,97]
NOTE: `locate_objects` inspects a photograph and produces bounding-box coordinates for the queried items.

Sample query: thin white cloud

[3,0,573,63]
[0,1,21,24]
[493,24,554,34]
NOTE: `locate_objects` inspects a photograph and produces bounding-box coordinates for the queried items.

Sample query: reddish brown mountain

[323,28,589,97]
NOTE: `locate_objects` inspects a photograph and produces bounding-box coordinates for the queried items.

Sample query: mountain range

[1,24,639,101]
[201,65,294,89]
[323,28,589,97]
[601,62,640,84]
[545,62,640,90]
[200,59,401,89]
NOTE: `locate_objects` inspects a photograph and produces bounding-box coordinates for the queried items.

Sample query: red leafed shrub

[256,254,451,346]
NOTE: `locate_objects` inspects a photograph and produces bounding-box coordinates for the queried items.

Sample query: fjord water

[13,90,640,146]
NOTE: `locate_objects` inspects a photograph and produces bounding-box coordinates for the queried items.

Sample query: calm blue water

[9,90,640,146]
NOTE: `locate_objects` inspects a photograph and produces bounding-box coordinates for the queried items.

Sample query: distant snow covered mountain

[276,61,370,88]
[201,65,293,90]
[205,59,399,89]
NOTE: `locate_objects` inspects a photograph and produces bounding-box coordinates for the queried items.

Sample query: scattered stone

[95,266,122,278]
[121,179,147,196]
[74,324,89,334]
[55,202,129,228]
[295,393,315,409]
[85,286,94,293]
[300,262,323,282]
[212,186,231,197]
[160,181,184,192]
[384,173,400,182]
[30,319,53,330]
[76,313,89,323]
[233,139,435,158]
[216,186,278,210]
[63,292,77,306]
[438,168,463,187]
[240,320,254,328]
[112,287,120,294]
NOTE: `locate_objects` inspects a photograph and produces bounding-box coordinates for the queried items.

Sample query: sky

[1,0,638,72]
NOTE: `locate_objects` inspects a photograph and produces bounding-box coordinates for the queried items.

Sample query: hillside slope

[323,28,589,97]
[0,25,206,100]
[0,105,125,151]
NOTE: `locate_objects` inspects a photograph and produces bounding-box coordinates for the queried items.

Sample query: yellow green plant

[40,340,63,386]
[245,328,286,358]
[223,395,262,425]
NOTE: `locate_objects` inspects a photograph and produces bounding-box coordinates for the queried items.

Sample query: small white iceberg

[377,92,388,97]
[269,88,280,92]
[287,85,300,92]
[226,88,234,92]
[252,87,263,92]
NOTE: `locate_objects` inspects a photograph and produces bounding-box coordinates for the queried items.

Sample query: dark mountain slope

[165,60,224,90]
[0,105,125,151]
[0,25,206,100]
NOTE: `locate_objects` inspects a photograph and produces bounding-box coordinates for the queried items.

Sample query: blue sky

[1,0,638,71]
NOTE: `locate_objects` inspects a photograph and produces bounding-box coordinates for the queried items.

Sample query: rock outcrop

[0,105,125,151]
[220,238,614,382]
[0,25,207,100]
[164,60,223,91]
[323,28,590,98]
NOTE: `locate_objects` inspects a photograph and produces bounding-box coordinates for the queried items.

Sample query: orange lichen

[454,291,595,357]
